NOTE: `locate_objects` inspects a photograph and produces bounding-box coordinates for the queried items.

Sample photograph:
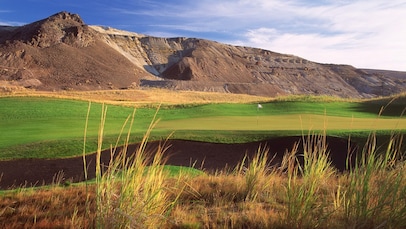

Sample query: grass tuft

[337,132,406,228]
[281,131,336,228]
[87,105,186,228]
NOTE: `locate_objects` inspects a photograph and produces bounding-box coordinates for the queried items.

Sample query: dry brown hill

[0,12,154,91]
[1,11,405,98]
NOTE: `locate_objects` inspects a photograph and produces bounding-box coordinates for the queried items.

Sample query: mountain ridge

[1,11,405,98]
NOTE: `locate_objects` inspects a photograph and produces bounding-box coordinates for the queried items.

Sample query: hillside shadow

[350,100,406,117]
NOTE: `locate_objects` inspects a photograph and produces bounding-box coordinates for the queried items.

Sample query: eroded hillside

[1,11,405,98]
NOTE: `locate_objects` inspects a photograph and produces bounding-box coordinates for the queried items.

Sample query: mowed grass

[0,97,148,146]
[0,95,405,160]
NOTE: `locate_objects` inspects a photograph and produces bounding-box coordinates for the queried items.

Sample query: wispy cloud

[0,19,24,26]
[234,0,406,70]
[0,9,18,26]
[128,0,404,70]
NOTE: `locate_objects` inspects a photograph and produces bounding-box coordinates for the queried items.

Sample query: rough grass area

[1,133,404,228]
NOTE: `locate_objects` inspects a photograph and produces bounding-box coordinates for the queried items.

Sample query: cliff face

[0,12,151,91]
[1,12,405,97]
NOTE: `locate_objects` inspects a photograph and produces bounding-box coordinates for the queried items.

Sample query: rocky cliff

[1,12,405,98]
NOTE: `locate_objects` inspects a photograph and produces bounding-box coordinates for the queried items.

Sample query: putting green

[156,114,406,131]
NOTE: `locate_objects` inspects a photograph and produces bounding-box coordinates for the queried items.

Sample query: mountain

[0,11,405,98]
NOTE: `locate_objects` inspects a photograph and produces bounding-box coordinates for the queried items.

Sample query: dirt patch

[0,136,356,190]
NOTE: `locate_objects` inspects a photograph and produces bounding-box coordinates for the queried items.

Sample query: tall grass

[83,104,184,228]
[236,145,273,202]
[2,125,404,228]
[336,132,406,228]
[280,131,336,228]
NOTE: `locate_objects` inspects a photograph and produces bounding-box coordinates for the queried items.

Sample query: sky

[1,0,405,71]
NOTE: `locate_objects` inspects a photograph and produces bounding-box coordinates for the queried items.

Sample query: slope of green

[0,96,404,160]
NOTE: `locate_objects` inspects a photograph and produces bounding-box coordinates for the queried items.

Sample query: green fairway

[0,96,404,160]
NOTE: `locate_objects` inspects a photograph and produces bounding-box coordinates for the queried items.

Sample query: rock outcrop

[1,12,405,97]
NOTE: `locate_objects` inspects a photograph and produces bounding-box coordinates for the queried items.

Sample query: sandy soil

[0,136,355,189]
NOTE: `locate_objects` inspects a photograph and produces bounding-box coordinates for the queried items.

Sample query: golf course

[0,90,405,228]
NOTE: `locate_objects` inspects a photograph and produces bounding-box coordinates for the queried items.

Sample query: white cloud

[0,20,23,26]
[242,28,368,64]
[0,9,23,26]
[233,0,406,70]
[116,0,406,70]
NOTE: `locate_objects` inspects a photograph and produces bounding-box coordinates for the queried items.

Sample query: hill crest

[0,12,405,98]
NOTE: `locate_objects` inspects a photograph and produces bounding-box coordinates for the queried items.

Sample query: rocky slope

[0,11,405,98]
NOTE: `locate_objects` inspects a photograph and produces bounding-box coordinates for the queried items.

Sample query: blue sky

[1,0,405,71]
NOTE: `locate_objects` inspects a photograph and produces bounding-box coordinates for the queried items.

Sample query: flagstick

[257,106,259,126]
[256,103,262,127]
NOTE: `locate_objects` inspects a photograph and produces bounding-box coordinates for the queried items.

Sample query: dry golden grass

[0,161,405,228]
[170,173,287,229]
[1,130,405,228]
[0,87,271,106]
[0,185,96,228]
[2,86,404,107]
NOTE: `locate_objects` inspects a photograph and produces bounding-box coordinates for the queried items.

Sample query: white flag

[257,104,263,109]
